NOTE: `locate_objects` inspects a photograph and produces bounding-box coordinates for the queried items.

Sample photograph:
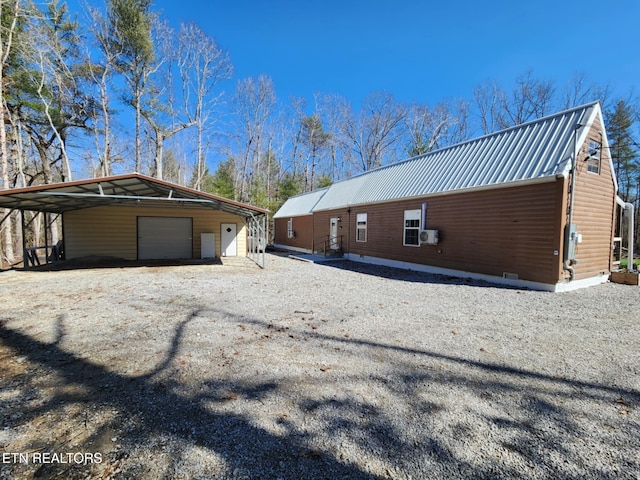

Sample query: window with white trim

[287,218,294,238]
[356,213,367,242]
[403,209,421,246]
[586,140,601,174]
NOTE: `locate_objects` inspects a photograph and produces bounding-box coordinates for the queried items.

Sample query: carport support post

[247,212,267,268]
[263,214,266,265]
[43,212,49,264]
[20,209,27,269]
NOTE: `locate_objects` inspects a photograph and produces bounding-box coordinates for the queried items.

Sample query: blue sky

[151,0,640,108]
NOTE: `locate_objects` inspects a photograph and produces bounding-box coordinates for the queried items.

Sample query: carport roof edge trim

[0,173,269,216]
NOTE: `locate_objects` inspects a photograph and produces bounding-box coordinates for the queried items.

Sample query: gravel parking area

[0,253,639,479]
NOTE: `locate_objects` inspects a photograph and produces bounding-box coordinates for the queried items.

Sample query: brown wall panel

[316,181,566,284]
[570,115,617,279]
[274,215,314,251]
[313,208,350,254]
[274,114,616,288]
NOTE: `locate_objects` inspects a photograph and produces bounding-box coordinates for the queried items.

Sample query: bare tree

[316,93,352,180]
[560,72,612,112]
[300,114,330,190]
[473,79,505,135]
[337,91,406,172]
[284,96,306,183]
[233,75,276,202]
[0,0,21,263]
[139,19,192,180]
[86,2,124,177]
[26,4,80,182]
[176,22,232,190]
[499,70,556,128]
[405,100,469,156]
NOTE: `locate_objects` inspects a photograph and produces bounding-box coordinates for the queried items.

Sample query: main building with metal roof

[274,102,623,291]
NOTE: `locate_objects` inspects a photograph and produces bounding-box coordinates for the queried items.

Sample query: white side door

[329,217,339,250]
[221,223,237,257]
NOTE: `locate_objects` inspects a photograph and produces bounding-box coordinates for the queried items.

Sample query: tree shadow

[219,309,640,478]
[0,316,374,479]
[1,305,638,479]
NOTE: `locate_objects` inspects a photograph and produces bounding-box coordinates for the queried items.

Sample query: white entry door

[221,223,237,257]
[329,217,339,250]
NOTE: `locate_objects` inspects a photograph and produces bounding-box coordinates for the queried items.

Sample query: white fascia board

[567,103,617,193]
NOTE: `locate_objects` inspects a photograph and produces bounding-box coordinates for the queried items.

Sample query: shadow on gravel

[13,256,223,272]
[0,315,373,480]
[1,306,639,479]
[315,260,524,289]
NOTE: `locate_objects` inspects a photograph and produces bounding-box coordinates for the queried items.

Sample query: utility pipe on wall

[563,123,583,281]
[625,202,635,272]
[616,196,635,272]
[421,202,427,228]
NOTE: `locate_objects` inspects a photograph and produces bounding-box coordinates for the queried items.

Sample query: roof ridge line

[330,101,600,185]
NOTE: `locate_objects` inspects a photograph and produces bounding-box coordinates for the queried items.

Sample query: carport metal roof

[0,173,268,218]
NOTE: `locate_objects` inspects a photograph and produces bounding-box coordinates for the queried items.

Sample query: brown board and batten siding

[63,205,247,260]
[274,102,620,290]
[273,215,314,252]
[317,180,566,285]
[570,115,617,280]
[312,208,350,254]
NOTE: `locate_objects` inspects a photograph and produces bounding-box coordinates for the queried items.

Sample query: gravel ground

[0,252,639,480]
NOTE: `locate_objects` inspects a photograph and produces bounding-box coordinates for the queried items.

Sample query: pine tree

[201,157,236,200]
[106,0,155,173]
[606,99,640,254]
[606,100,638,203]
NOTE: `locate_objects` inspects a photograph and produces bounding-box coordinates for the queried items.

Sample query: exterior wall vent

[503,272,519,280]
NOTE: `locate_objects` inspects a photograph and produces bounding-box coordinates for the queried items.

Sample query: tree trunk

[135,93,142,172]
[0,0,21,263]
[99,68,112,176]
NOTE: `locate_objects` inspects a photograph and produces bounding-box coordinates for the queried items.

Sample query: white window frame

[287,218,294,239]
[403,209,421,247]
[356,213,367,242]
[586,139,601,174]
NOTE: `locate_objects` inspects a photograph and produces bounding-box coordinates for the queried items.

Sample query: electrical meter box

[564,224,578,262]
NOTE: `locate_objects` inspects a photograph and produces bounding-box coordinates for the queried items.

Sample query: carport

[0,173,269,268]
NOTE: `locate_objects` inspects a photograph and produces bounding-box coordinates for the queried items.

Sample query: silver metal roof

[0,173,269,218]
[272,187,329,218]
[309,102,602,212]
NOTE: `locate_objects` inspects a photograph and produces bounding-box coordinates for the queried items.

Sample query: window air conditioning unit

[419,229,439,245]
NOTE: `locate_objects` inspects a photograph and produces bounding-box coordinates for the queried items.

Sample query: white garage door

[137,217,193,260]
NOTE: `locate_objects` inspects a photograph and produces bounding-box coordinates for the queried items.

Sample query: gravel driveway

[0,253,638,479]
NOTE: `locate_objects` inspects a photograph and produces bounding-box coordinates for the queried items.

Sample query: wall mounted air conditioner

[419,229,439,245]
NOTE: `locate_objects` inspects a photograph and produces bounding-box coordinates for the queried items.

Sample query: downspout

[617,197,635,272]
[625,203,635,272]
[346,207,351,255]
[563,123,582,281]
